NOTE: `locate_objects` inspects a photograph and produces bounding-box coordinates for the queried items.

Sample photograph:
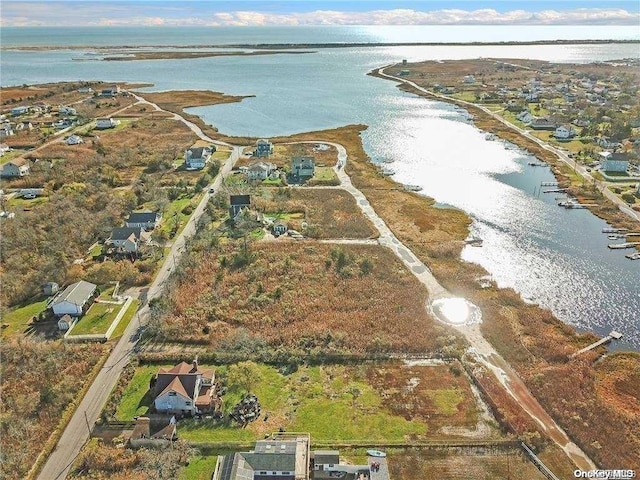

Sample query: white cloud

[1,4,638,27]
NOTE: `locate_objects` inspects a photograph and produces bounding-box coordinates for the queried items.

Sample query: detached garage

[51,280,97,317]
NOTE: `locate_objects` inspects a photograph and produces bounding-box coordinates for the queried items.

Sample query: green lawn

[159,194,201,238]
[110,299,140,340]
[179,455,221,480]
[313,166,338,182]
[115,365,157,420]
[1,297,49,337]
[98,285,116,300]
[68,302,121,335]
[261,178,282,186]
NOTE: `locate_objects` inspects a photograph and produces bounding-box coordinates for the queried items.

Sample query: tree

[226,361,263,394]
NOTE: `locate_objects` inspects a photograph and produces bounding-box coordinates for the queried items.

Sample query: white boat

[367,449,387,458]
[403,184,423,192]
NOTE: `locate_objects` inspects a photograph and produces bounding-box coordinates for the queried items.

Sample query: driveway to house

[375,67,639,223]
[291,139,596,472]
[36,96,241,480]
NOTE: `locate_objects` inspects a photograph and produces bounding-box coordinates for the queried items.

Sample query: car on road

[209,186,215,193]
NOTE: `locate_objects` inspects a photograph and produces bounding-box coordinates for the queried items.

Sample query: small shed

[57,314,74,331]
[43,282,59,296]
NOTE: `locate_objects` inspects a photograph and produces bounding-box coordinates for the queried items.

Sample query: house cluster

[105,210,161,255]
[0,102,79,140]
[185,145,215,170]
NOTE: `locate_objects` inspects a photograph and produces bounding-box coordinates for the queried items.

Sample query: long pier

[608,242,640,250]
[571,331,623,358]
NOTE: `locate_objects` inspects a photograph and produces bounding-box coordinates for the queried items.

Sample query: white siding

[52,301,83,317]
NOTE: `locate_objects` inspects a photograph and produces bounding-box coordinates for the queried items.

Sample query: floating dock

[625,252,640,260]
[571,331,623,358]
[541,181,559,186]
[603,227,628,233]
[608,242,640,250]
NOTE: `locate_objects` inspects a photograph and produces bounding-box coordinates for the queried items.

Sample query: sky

[1,0,639,27]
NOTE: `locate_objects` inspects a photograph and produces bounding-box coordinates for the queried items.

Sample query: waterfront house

[125,211,162,230]
[100,85,120,97]
[95,117,118,129]
[106,227,150,253]
[184,146,213,170]
[254,138,273,158]
[229,194,251,219]
[66,134,83,145]
[247,162,275,181]
[530,117,557,130]
[1,158,30,178]
[153,359,215,416]
[51,280,97,317]
[0,144,9,157]
[554,125,577,140]
[291,156,315,178]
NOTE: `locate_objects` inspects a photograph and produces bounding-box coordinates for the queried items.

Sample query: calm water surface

[2,27,639,348]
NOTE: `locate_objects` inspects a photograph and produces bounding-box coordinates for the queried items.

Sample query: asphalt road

[36,96,240,480]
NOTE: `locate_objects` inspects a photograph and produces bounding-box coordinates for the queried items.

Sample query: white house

[51,280,97,317]
[463,75,476,84]
[107,227,150,253]
[0,144,10,157]
[184,146,213,170]
[554,125,577,140]
[66,135,83,145]
[95,118,118,129]
[78,87,93,93]
[153,360,215,416]
[247,162,275,181]
[1,158,30,177]
[125,211,162,230]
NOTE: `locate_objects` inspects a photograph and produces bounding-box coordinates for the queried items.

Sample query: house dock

[540,181,559,186]
[571,331,623,358]
[608,242,640,250]
[543,188,567,193]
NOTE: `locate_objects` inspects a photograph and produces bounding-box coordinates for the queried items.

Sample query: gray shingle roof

[53,280,96,307]
[110,227,145,241]
[241,452,296,472]
[126,211,159,224]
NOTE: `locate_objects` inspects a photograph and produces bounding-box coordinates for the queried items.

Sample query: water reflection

[431,298,483,326]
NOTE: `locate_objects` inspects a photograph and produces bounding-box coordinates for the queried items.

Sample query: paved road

[36,96,240,480]
[292,139,596,472]
[376,67,639,223]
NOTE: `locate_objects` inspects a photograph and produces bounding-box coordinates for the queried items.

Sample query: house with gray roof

[125,211,162,230]
[185,146,214,170]
[214,435,310,480]
[1,158,30,178]
[291,157,315,179]
[107,227,150,253]
[51,280,97,317]
[254,139,273,158]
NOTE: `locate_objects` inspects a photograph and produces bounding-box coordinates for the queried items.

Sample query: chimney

[192,356,198,372]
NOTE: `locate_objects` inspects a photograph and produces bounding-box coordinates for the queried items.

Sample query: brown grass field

[161,241,457,354]
[252,188,378,239]
[0,339,108,480]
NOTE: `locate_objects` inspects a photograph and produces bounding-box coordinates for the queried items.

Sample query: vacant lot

[160,241,457,354]
[252,188,377,239]
[0,339,107,480]
[68,302,121,335]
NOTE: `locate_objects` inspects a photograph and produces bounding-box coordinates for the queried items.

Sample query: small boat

[380,167,395,176]
[403,184,423,192]
[485,133,497,141]
[465,236,483,246]
[625,252,640,260]
[367,449,387,458]
[608,234,623,240]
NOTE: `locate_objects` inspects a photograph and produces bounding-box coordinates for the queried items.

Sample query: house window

[185,401,191,406]
[168,392,176,396]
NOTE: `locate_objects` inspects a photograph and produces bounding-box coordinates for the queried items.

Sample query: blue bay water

[2,26,639,348]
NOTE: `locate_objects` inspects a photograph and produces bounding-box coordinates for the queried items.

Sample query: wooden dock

[571,331,623,358]
[608,242,640,250]
[544,188,567,193]
[540,181,559,186]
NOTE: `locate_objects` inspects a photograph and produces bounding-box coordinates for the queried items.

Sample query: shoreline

[3,38,639,52]
[369,66,640,250]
